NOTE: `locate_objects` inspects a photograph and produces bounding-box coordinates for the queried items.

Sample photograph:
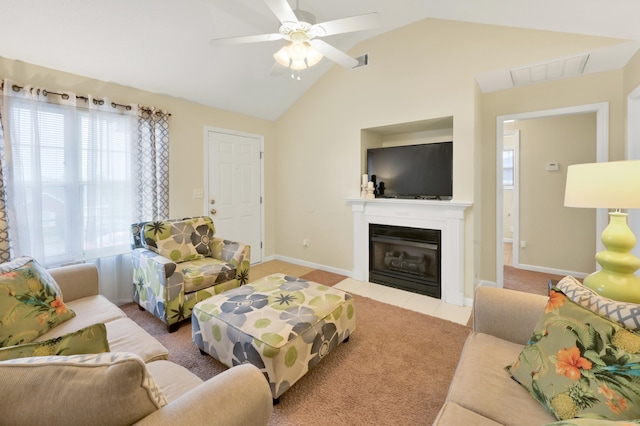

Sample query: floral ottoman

[191,273,356,401]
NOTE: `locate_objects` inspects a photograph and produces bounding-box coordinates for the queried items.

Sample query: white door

[206,129,262,263]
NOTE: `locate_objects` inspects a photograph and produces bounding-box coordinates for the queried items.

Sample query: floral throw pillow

[506,285,640,421]
[0,323,109,361]
[142,217,215,262]
[0,257,75,347]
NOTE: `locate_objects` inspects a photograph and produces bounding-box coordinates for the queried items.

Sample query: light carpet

[121,273,470,425]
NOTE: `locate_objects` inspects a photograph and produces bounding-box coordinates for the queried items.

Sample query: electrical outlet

[302,239,309,247]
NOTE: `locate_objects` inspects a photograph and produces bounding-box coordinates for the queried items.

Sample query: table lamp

[564,160,640,303]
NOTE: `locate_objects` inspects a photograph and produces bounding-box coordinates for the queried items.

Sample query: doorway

[496,103,609,288]
[205,128,264,264]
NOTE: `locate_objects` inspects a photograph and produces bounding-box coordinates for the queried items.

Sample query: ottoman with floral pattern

[192,273,356,401]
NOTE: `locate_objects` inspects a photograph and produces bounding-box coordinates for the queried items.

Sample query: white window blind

[5,98,134,266]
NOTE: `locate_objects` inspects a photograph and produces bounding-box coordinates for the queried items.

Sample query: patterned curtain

[0,104,10,263]
[134,107,170,221]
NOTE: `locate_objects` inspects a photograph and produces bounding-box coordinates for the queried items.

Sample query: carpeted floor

[121,271,470,425]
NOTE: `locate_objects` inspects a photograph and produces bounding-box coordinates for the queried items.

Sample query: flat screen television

[367,141,453,199]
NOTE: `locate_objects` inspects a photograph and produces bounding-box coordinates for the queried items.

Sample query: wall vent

[352,54,369,69]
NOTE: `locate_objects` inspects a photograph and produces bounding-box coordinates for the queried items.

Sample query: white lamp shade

[564,160,640,209]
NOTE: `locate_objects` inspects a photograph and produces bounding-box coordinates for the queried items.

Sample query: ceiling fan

[209,0,380,78]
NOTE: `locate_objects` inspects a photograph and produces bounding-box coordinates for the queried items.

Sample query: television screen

[367,142,453,199]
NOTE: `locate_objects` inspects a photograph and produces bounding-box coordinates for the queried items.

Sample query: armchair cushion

[0,257,75,347]
[0,352,167,426]
[178,258,237,293]
[142,217,215,263]
[0,322,109,361]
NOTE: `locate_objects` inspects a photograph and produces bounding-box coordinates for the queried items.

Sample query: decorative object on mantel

[361,174,368,198]
[365,181,375,199]
[564,160,640,303]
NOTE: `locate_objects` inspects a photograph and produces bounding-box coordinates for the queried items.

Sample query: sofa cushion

[35,294,126,341]
[178,257,236,293]
[142,217,215,263]
[448,331,556,425]
[557,275,640,331]
[105,317,169,363]
[507,285,640,421]
[434,402,503,426]
[0,352,167,426]
[0,257,75,347]
[146,359,203,403]
[0,323,109,361]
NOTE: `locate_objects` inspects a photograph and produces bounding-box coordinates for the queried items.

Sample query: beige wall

[274,18,627,297]
[508,115,597,274]
[480,70,625,282]
[0,58,278,258]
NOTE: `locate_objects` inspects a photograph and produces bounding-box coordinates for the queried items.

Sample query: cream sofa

[0,263,273,425]
[434,286,557,425]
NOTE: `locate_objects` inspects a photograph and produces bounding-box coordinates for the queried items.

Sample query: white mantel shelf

[346,198,472,306]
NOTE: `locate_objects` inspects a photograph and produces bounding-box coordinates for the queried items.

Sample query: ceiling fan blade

[210,33,283,46]
[309,39,358,69]
[312,12,381,37]
[264,0,298,24]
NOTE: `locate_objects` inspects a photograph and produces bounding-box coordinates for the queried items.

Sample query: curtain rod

[2,82,171,116]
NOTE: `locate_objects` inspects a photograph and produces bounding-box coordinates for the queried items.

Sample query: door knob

[210,208,217,215]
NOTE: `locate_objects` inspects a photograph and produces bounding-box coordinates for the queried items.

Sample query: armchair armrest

[211,238,251,284]
[135,364,273,426]
[48,264,99,302]
[132,248,181,283]
[472,286,548,345]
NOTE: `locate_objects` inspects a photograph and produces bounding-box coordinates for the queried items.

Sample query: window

[503,148,514,188]
[4,98,134,266]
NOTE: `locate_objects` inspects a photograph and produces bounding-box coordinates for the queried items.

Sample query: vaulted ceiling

[1,0,639,120]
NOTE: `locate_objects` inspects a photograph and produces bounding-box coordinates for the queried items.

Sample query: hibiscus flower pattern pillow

[506,285,640,421]
[0,257,75,347]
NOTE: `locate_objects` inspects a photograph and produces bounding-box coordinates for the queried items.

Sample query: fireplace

[347,198,471,306]
[369,224,441,298]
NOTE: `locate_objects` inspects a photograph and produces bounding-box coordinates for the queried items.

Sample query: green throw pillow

[0,323,109,361]
[507,283,640,421]
[0,257,75,347]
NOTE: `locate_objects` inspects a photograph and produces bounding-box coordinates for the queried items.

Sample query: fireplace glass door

[369,224,441,298]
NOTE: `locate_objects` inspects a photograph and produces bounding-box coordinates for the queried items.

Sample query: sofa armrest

[472,286,548,345]
[135,364,273,426]
[47,263,99,302]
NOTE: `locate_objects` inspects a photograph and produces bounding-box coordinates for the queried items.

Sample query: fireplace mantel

[346,198,472,306]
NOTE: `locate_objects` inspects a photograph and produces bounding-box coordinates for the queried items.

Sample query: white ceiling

[1,0,640,121]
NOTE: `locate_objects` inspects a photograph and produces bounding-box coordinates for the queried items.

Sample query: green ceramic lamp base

[584,212,640,303]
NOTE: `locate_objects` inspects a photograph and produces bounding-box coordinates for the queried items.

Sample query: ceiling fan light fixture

[290,58,308,70]
[273,41,323,72]
[274,45,291,67]
[305,46,323,67]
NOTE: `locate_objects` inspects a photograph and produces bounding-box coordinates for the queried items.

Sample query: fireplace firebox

[369,224,441,298]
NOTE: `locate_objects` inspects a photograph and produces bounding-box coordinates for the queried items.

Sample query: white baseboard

[478,280,498,287]
[511,262,587,279]
[272,254,353,278]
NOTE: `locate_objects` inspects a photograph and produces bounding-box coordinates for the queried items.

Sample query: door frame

[495,102,609,288]
[627,84,640,261]
[203,126,265,264]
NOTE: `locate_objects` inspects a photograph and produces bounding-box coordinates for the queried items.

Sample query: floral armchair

[131,216,250,332]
